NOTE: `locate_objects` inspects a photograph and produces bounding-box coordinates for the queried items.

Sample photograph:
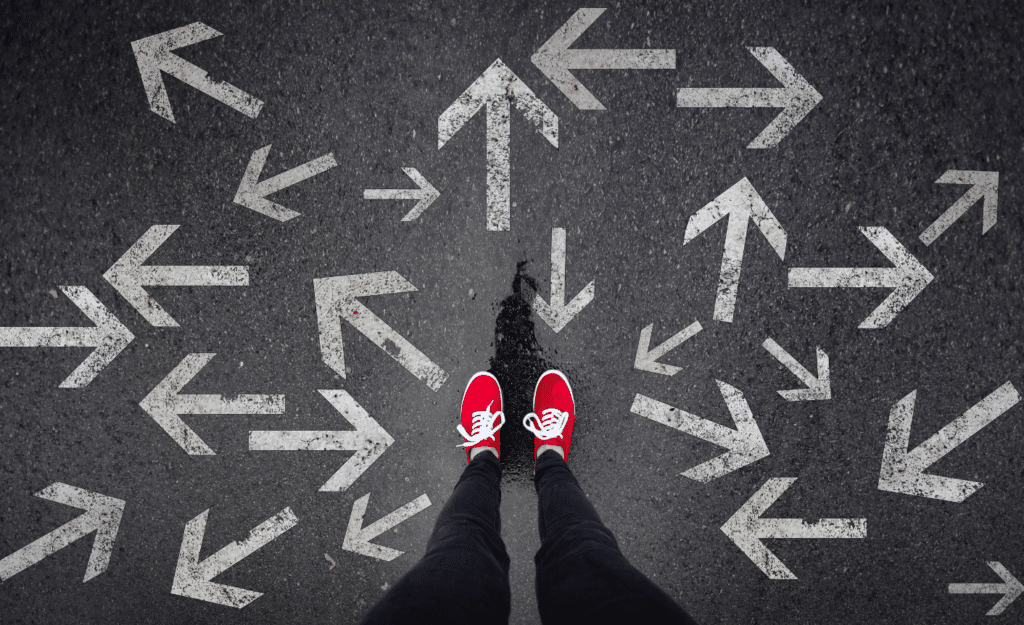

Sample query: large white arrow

[634,321,703,376]
[140,353,285,455]
[676,47,822,148]
[878,382,1021,503]
[788,227,934,329]
[683,178,787,323]
[722,478,867,580]
[171,507,298,609]
[0,483,125,583]
[630,381,769,482]
[532,228,595,333]
[234,144,338,222]
[131,22,264,123]
[762,338,831,401]
[920,170,1000,245]
[249,390,395,492]
[363,168,441,222]
[438,58,558,231]
[949,562,1023,616]
[532,8,676,110]
[103,225,249,327]
[343,493,432,562]
[0,286,134,388]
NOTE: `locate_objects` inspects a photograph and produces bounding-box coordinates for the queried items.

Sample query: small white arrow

[532,8,676,110]
[683,178,787,323]
[140,353,285,455]
[363,168,441,222]
[722,478,867,580]
[0,483,125,583]
[343,493,432,562]
[949,561,1023,616]
[676,47,822,148]
[630,381,769,482]
[0,286,134,388]
[788,227,934,329]
[103,225,249,327]
[920,170,1000,245]
[171,507,298,609]
[438,58,558,231]
[762,338,831,401]
[634,321,703,376]
[131,22,264,123]
[234,144,338,222]
[249,390,395,492]
[531,228,595,333]
[878,382,1021,503]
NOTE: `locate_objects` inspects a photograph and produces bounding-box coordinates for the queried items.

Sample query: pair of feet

[457,370,575,466]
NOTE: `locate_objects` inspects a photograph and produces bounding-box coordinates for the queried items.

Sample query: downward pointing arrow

[363,168,441,221]
[920,170,1000,245]
[633,321,703,376]
[762,338,831,401]
[949,562,1023,616]
[234,144,338,222]
[343,493,432,562]
[532,228,595,333]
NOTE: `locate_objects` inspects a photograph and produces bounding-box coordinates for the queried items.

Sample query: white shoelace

[522,408,568,440]
[456,401,506,448]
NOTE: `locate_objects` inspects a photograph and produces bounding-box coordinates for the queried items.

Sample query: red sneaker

[457,372,505,463]
[523,370,575,465]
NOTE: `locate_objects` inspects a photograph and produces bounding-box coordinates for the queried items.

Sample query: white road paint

[722,478,867,580]
[920,170,1000,246]
[0,286,134,388]
[171,507,298,609]
[949,562,1023,616]
[103,225,249,327]
[363,168,441,221]
[249,389,395,492]
[630,381,769,482]
[131,22,263,123]
[788,227,934,329]
[234,144,338,222]
[438,59,558,231]
[0,483,125,583]
[762,338,831,401]
[531,228,595,333]
[343,493,432,562]
[140,353,285,455]
[878,382,1021,502]
[676,47,822,148]
[314,272,449,391]
[634,321,703,376]
[531,8,676,110]
[683,178,787,323]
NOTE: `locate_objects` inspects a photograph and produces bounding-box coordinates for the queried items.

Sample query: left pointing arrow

[234,144,339,222]
[0,483,125,582]
[363,168,441,222]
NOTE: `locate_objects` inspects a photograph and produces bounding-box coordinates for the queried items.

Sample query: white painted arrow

[878,382,1021,503]
[131,22,263,123]
[788,227,934,329]
[949,561,1023,616]
[531,228,595,333]
[762,338,831,401]
[234,144,338,222]
[363,168,441,222]
[634,321,702,376]
[920,170,1000,245]
[140,353,285,455]
[630,381,769,482]
[171,507,298,609]
[438,58,558,231]
[683,178,787,323]
[343,493,432,562]
[532,8,676,110]
[0,286,134,388]
[722,478,867,580]
[676,47,822,148]
[0,483,125,583]
[103,225,249,327]
[249,390,395,492]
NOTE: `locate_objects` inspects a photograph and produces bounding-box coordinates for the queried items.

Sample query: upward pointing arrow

[234,144,339,222]
[920,170,1000,245]
[531,228,595,333]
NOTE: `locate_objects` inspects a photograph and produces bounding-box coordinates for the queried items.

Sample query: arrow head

[857,227,934,329]
[140,353,219,455]
[763,339,832,401]
[399,168,441,221]
[746,47,822,149]
[58,286,135,388]
[720,477,800,579]
[103,225,181,327]
[921,170,1000,244]
[35,483,126,582]
[131,23,223,122]
[234,145,300,221]
[987,562,1024,615]
[531,8,608,110]
[343,493,432,562]
[317,390,395,492]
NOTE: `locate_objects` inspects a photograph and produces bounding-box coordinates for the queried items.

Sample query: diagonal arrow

[683,178,787,323]
[630,381,769,482]
[363,168,441,222]
[0,483,125,583]
[103,225,249,327]
[531,8,676,110]
[234,144,338,222]
[343,493,432,562]
[762,338,831,401]
[313,272,449,391]
[131,22,264,123]
[634,321,703,376]
[920,170,1000,245]
[878,382,1021,502]
[438,58,558,231]
[788,227,934,329]
[140,353,285,455]
[171,507,298,609]
[0,286,134,388]
[676,47,822,148]
[531,228,595,333]
[249,390,395,492]
[949,561,1023,616]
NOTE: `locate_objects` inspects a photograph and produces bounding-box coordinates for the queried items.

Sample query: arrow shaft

[256,153,338,196]
[249,431,362,451]
[549,227,567,306]
[762,338,817,387]
[919,186,985,245]
[949,583,1008,594]
[676,88,788,108]
[559,49,675,70]
[199,508,299,579]
[756,518,867,539]
[363,189,423,201]
[0,326,97,348]
[645,321,702,362]
[159,54,263,119]
[788,267,898,288]
[175,394,285,415]
[0,515,97,581]
[485,96,512,231]
[630,394,742,449]
[137,265,249,287]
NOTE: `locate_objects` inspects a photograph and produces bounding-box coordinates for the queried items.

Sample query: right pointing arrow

[762,338,831,401]
[634,321,703,376]
[532,228,595,333]
[949,561,1023,616]
[343,493,432,562]
[363,168,441,222]
[920,170,1000,245]
[234,144,338,222]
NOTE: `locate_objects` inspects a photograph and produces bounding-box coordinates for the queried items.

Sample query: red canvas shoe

[523,370,575,466]
[457,371,505,463]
